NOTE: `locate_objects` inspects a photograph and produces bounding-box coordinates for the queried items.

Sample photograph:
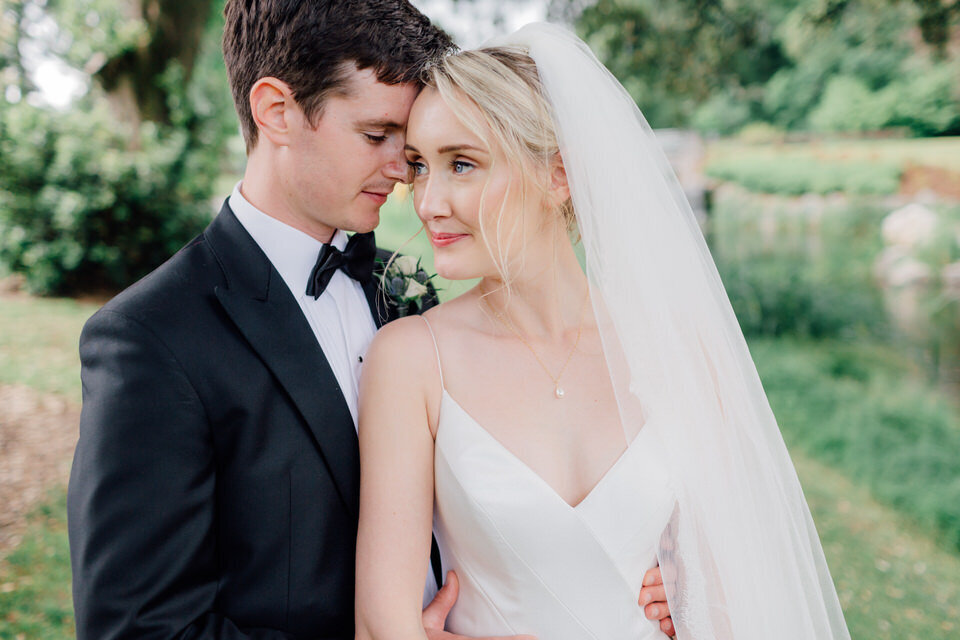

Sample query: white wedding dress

[423,318,677,639]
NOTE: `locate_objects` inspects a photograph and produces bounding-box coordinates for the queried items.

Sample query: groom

[67,1,674,638]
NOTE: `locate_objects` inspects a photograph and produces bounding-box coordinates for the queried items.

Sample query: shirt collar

[229,181,347,298]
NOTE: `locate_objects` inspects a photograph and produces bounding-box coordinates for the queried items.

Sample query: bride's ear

[547,153,571,208]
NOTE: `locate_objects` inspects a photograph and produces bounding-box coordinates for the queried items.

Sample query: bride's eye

[451,160,475,175]
[407,160,427,178]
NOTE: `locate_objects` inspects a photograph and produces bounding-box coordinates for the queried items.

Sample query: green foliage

[0,1,237,295]
[0,99,217,295]
[719,255,886,338]
[711,192,890,339]
[809,76,895,133]
[574,0,960,135]
[691,90,754,136]
[753,337,960,553]
[706,157,902,195]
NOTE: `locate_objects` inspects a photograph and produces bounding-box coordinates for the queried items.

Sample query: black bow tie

[305,231,377,299]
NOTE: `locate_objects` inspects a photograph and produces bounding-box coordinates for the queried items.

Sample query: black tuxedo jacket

[68,203,438,639]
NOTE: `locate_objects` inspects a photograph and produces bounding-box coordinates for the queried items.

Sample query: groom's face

[285,67,419,234]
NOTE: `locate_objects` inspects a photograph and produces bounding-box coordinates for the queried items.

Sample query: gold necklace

[480,286,590,399]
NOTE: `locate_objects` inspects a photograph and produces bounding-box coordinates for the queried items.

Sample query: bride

[354,23,850,640]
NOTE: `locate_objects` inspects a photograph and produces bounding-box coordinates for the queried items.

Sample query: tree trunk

[94,0,214,127]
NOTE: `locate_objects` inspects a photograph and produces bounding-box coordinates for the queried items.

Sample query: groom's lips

[430,232,469,248]
[361,191,390,205]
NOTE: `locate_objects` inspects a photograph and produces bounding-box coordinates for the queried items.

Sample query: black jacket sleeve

[67,309,303,640]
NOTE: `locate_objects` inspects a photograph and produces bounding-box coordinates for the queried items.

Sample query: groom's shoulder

[90,229,221,331]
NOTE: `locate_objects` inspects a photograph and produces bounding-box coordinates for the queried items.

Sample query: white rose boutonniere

[377,255,437,317]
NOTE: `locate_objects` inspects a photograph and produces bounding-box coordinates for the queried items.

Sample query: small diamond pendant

[554,385,565,399]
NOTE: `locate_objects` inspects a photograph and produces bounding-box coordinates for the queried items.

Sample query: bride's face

[404,87,549,281]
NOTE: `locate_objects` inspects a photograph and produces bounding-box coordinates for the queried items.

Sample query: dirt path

[0,384,79,557]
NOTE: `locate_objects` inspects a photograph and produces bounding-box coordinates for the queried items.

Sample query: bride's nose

[415,175,452,222]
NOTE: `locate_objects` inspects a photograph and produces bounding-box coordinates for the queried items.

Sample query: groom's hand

[423,571,537,640]
[639,566,675,637]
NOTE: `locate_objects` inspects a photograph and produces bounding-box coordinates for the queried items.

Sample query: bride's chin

[433,259,484,282]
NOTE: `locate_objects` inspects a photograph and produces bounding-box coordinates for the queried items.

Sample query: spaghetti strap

[420,315,445,391]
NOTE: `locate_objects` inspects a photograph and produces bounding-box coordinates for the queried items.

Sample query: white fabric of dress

[422,317,676,639]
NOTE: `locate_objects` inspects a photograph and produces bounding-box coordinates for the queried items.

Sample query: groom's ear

[250,77,297,147]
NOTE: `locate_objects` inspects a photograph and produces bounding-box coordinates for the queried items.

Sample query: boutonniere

[376,255,437,317]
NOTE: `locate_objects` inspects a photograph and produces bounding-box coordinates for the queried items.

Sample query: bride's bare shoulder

[365,286,484,371]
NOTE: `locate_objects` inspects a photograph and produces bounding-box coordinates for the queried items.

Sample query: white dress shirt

[228,183,439,606]
[230,182,376,428]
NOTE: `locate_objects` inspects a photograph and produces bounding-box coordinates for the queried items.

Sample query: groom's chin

[345,209,381,234]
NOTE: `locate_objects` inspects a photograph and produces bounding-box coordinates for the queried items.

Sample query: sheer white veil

[487,23,850,639]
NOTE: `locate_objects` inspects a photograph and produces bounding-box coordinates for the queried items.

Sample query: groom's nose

[381,138,408,183]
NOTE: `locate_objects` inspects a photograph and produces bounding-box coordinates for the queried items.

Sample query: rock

[942,262,960,299]
[881,204,939,249]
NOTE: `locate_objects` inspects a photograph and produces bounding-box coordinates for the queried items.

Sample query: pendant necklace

[481,285,590,399]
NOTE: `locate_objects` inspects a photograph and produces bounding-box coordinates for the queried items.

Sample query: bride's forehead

[408,89,487,144]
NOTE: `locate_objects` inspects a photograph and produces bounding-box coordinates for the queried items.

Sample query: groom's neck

[240,148,337,244]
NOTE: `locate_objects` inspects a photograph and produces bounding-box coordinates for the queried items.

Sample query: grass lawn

[707,136,960,172]
[0,295,98,402]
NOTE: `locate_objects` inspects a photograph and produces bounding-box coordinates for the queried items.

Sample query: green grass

[708,136,960,172]
[706,156,902,195]
[753,337,960,553]
[0,490,75,639]
[704,136,960,196]
[0,296,98,401]
[796,451,960,639]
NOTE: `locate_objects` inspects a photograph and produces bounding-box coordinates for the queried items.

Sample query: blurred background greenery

[1,0,959,638]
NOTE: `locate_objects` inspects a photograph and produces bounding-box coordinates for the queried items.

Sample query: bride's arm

[355,318,439,640]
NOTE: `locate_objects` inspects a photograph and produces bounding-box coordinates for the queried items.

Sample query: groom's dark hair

[223,0,454,151]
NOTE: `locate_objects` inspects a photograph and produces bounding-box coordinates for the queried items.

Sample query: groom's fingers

[660,616,676,637]
[423,570,460,630]
[642,566,663,587]
[638,584,666,607]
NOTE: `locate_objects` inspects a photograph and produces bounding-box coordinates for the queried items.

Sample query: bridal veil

[487,23,850,639]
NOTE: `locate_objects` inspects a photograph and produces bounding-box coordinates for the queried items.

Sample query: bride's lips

[361,191,389,205]
[430,232,469,248]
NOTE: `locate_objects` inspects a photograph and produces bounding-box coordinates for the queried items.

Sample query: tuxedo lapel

[206,204,360,517]
[362,248,396,329]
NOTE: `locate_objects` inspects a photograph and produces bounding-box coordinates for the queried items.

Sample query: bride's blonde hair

[420,47,576,288]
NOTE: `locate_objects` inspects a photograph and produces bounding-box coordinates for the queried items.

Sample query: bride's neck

[479,233,589,340]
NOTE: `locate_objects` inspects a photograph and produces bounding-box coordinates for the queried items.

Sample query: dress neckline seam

[438,389,650,511]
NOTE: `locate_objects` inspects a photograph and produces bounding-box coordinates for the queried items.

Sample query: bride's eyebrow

[437,144,486,155]
[403,143,488,155]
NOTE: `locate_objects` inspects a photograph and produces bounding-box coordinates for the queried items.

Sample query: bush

[887,62,960,136]
[808,76,895,133]
[0,99,219,295]
[718,255,886,339]
[691,90,754,136]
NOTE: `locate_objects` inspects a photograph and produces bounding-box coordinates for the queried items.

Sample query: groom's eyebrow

[356,118,404,130]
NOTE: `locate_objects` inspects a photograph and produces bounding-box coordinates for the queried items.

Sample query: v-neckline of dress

[438,390,650,511]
